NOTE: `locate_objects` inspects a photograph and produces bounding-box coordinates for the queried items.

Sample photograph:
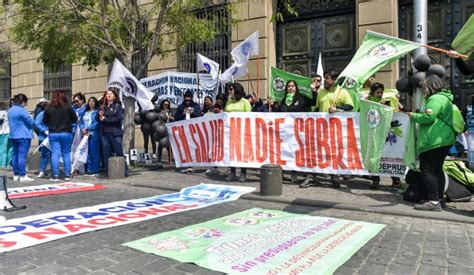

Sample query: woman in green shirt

[224,83,251,182]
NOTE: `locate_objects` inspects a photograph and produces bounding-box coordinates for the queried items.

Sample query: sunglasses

[74,100,81,103]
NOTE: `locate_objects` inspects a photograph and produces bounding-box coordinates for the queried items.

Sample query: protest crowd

[5,30,474,214]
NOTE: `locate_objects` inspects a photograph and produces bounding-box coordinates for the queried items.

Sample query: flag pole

[197,71,201,106]
[256,55,260,97]
[247,73,255,95]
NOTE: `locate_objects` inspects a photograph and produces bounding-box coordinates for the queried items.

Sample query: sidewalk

[112,165,474,224]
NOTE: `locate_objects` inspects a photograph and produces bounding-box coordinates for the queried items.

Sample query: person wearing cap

[175,90,201,121]
[175,90,201,173]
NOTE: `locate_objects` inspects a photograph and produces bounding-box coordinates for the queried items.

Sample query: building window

[179,4,231,73]
[43,63,72,100]
[0,52,11,103]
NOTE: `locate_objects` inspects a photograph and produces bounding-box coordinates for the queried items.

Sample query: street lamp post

[413,0,428,111]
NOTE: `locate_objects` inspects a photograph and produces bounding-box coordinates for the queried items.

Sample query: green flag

[359,99,394,173]
[338,31,420,94]
[452,15,474,57]
[270,66,312,103]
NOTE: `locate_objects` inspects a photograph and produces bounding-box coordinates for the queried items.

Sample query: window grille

[43,63,72,100]
[0,52,11,102]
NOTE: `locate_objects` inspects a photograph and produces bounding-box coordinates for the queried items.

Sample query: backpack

[443,160,474,192]
[437,94,465,135]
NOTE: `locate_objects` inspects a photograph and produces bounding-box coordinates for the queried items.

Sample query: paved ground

[0,167,473,274]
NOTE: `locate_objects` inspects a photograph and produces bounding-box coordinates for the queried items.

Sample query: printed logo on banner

[185,228,224,240]
[125,76,138,96]
[368,44,397,59]
[146,237,193,252]
[272,76,285,92]
[224,218,258,226]
[366,109,381,128]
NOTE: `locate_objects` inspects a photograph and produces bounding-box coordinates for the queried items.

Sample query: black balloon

[139,109,149,120]
[134,113,143,125]
[151,94,159,103]
[151,120,163,130]
[158,112,168,123]
[396,75,412,94]
[414,54,431,71]
[427,64,446,78]
[145,111,158,123]
[153,104,160,113]
[141,122,152,134]
[155,125,167,137]
[153,132,161,142]
[410,71,426,88]
[159,136,170,147]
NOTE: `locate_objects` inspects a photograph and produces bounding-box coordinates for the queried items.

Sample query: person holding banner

[72,92,87,132]
[43,91,77,182]
[315,70,354,188]
[80,97,101,176]
[97,89,127,177]
[34,103,51,178]
[175,90,201,121]
[201,96,215,115]
[225,83,251,182]
[408,74,456,211]
[365,82,402,189]
[276,80,308,184]
[8,94,35,182]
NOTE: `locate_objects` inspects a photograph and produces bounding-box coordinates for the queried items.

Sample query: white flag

[231,31,259,65]
[32,137,51,155]
[108,59,154,110]
[220,63,248,84]
[196,53,220,80]
[72,135,89,172]
[317,52,325,87]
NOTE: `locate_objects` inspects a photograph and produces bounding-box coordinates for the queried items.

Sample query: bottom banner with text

[124,208,385,275]
[0,184,254,253]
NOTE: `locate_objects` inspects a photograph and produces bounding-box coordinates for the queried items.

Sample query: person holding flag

[313,69,353,188]
[80,97,101,176]
[43,91,77,182]
[34,102,51,178]
[97,89,127,177]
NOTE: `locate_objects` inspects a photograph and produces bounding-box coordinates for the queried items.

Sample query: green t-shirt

[315,86,353,112]
[224,98,252,112]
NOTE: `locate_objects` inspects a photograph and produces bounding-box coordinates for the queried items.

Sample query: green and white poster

[124,208,385,275]
[270,67,312,103]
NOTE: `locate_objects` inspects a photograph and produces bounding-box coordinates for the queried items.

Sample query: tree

[10,0,231,153]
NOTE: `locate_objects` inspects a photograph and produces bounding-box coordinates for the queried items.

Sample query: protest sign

[141,72,219,108]
[124,208,384,275]
[8,182,106,199]
[167,112,411,177]
[0,184,254,253]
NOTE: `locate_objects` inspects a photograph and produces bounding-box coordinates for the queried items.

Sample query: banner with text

[0,184,254,253]
[8,182,106,200]
[167,112,410,177]
[124,208,385,275]
[141,72,219,108]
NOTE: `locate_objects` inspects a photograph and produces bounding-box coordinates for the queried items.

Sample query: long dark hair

[159,99,171,111]
[423,74,447,97]
[73,92,86,104]
[86,96,98,111]
[229,83,245,101]
[49,91,68,107]
[369,82,385,96]
[281,80,300,105]
[12,93,28,105]
[103,89,121,106]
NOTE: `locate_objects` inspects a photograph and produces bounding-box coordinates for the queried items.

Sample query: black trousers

[231,167,246,174]
[419,145,451,201]
[143,131,156,154]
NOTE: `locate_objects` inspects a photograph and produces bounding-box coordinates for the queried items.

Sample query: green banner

[451,15,474,57]
[360,99,394,173]
[124,208,385,275]
[270,67,312,103]
[338,31,420,93]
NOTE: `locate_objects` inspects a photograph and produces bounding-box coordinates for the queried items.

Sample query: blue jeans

[49,132,73,178]
[101,133,127,175]
[11,138,31,176]
[87,137,101,174]
[39,141,51,172]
